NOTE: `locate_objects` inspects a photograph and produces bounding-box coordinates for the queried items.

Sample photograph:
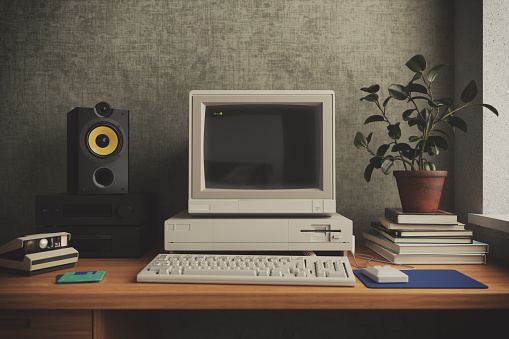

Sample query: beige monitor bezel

[189,90,335,200]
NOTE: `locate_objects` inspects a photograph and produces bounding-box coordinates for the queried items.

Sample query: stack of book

[363,208,488,264]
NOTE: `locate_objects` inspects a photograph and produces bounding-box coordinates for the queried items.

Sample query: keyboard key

[328,271,347,278]
[184,268,257,276]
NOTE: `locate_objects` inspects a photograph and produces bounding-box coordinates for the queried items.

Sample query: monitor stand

[164,211,353,252]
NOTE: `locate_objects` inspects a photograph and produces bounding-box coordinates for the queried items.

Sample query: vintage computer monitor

[188,90,336,215]
[165,90,353,252]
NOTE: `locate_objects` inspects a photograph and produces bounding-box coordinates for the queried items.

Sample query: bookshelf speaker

[67,102,129,194]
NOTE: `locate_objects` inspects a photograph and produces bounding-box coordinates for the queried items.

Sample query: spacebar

[182,269,256,276]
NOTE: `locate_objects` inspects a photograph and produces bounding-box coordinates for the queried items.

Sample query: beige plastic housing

[188,90,336,215]
[165,211,353,252]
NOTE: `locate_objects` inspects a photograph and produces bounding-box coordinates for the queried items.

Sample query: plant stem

[406,97,425,169]
[433,102,470,129]
[376,98,409,170]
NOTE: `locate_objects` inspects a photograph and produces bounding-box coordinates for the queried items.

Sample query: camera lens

[95,101,112,117]
[25,240,36,253]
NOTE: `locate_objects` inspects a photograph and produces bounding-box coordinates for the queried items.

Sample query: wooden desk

[1,245,509,338]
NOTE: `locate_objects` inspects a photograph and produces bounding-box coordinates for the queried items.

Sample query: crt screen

[203,104,321,189]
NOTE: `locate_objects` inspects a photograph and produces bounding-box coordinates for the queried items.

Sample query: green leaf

[364,163,375,182]
[382,96,391,107]
[461,80,478,103]
[364,115,385,124]
[414,140,424,154]
[423,142,434,156]
[392,143,412,152]
[431,140,440,155]
[402,109,415,121]
[433,129,451,139]
[427,100,438,109]
[406,83,428,94]
[426,136,447,155]
[354,132,368,149]
[419,108,430,121]
[409,136,422,142]
[408,118,426,130]
[361,85,380,93]
[409,95,429,101]
[473,103,499,116]
[381,159,394,175]
[387,123,402,140]
[366,132,373,144]
[434,98,453,107]
[360,93,379,102]
[447,116,468,132]
[376,144,390,156]
[426,64,446,83]
[423,161,436,171]
[370,156,383,169]
[401,149,415,160]
[406,55,427,73]
[411,72,422,82]
[428,135,449,150]
[388,84,408,100]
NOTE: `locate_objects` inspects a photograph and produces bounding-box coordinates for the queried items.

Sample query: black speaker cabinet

[67,102,129,194]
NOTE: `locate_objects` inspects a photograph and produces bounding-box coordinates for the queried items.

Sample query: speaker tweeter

[94,101,112,117]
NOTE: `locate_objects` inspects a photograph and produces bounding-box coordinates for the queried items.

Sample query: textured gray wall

[0,0,455,245]
[482,1,509,214]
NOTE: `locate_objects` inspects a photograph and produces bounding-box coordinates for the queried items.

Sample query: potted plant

[353,54,498,213]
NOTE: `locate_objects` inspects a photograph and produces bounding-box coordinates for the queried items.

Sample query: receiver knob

[117,203,133,218]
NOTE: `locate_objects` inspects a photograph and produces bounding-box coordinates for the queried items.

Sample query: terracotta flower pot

[393,170,447,213]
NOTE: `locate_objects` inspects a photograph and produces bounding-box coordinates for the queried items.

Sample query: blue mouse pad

[354,269,488,289]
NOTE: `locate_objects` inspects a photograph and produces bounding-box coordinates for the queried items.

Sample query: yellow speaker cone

[87,125,119,156]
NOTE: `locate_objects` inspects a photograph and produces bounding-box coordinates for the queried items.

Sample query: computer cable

[352,252,415,270]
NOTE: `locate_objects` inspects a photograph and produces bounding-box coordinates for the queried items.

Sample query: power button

[312,200,324,213]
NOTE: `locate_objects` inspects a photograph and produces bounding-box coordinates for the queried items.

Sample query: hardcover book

[364,241,487,265]
[385,207,457,224]
[363,230,488,254]
[371,223,473,237]
[371,223,473,244]
[378,217,465,230]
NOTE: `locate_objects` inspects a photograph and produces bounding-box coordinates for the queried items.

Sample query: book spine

[371,222,401,236]
[378,217,397,229]
[384,208,399,223]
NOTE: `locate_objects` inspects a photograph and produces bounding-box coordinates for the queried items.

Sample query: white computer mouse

[362,265,409,283]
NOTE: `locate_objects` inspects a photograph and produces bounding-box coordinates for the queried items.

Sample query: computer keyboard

[137,253,355,286]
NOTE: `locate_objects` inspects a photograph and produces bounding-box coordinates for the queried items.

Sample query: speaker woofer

[86,124,122,158]
[93,168,115,188]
